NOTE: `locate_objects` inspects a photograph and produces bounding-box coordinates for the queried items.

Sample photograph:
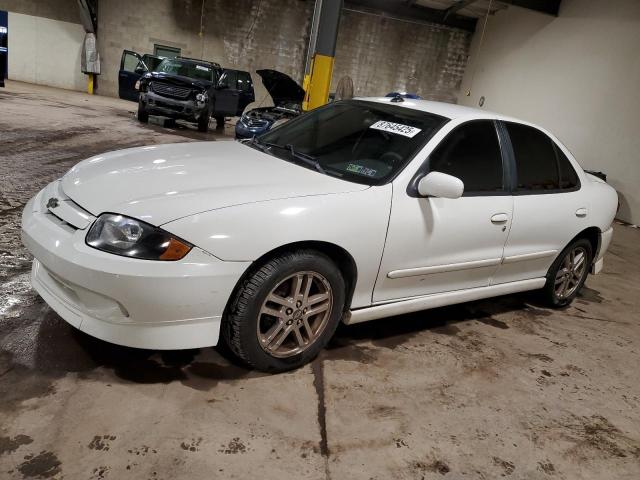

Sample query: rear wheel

[542,238,592,307]
[137,100,149,123]
[223,250,345,372]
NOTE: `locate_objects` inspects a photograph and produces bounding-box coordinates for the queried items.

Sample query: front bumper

[234,119,271,139]
[21,188,250,349]
[140,91,207,122]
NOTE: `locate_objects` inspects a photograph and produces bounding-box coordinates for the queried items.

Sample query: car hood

[61,141,367,225]
[256,69,305,106]
[144,72,212,90]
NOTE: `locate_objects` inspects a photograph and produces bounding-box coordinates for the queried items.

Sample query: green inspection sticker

[347,163,377,177]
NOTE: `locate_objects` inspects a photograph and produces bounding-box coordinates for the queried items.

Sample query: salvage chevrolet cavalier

[22,98,618,372]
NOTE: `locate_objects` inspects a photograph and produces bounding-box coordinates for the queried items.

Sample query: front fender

[163,186,392,308]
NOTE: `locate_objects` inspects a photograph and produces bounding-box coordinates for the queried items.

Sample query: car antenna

[390,94,404,103]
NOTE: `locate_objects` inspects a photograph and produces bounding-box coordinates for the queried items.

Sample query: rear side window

[428,120,504,193]
[506,123,560,191]
[555,145,580,189]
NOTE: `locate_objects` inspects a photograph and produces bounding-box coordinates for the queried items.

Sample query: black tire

[137,100,149,123]
[215,116,225,130]
[541,238,593,308]
[197,111,210,132]
[222,250,346,372]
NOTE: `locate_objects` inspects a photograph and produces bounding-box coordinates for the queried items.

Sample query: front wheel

[542,238,592,307]
[197,111,210,132]
[222,250,345,372]
[137,100,149,123]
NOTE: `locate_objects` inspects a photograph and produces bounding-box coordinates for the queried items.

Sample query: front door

[374,120,513,302]
[213,69,241,117]
[118,50,145,101]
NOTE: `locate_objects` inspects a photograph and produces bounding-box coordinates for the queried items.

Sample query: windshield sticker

[370,120,421,138]
[195,65,211,72]
[347,164,377,177]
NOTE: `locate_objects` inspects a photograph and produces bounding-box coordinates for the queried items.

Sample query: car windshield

[156,59,214,82]
[256,100,448,185]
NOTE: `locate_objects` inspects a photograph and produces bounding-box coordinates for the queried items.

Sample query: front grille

[151,82,192,99]
[245,118,270,128]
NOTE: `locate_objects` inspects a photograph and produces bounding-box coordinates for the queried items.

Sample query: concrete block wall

[97,0,470,106]
[97,0,313,106]
[333,9,471,102]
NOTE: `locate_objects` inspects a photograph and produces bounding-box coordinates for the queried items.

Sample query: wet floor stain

[476,317,510,329]
[218,437,248,454]
[180,438,202,452]
[311,358,329,458]
[0,434,33,455]
[17,451,61,478]
[88,435,117,452]
[577,286,604,303]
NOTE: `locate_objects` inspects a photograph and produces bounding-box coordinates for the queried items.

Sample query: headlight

[86,214,193,261]
[196,92,208,102]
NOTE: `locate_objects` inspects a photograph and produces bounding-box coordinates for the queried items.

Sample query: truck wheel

[541,238,592,308]
[197,112,210,132]
[223,250,345,372]
[137,100,149,123]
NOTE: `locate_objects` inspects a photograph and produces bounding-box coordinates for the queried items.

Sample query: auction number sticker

[370,120,421,138]
[196,65,211,72]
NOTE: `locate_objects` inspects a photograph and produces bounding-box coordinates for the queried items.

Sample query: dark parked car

[235,69,304,139]
[118,50,254,132]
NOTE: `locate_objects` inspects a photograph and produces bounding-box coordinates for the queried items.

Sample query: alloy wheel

[554,246,588,300]
[257,271,333,358]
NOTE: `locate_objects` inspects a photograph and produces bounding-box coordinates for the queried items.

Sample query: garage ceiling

[345,0,562,31]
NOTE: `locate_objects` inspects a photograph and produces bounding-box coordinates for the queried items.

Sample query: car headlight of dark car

[196,92,208,103]
[86,213,192,261]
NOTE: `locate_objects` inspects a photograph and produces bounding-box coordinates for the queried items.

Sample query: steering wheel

[378,151,403,166]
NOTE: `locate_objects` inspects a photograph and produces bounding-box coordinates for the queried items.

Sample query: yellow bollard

[87,73,94,95]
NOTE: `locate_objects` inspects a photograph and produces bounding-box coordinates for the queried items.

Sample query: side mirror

[417,171,464,199]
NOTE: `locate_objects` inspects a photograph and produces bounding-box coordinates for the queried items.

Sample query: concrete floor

[1,81,639,480]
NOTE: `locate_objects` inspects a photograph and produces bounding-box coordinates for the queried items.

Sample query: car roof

[358,96,524,124]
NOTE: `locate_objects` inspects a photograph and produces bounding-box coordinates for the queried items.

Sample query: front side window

[506,122,560,191]
[256,100,448,185]
[156,59,214,82]
[428,120,504,193]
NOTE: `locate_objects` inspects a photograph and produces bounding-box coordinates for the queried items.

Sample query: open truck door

[118,50,145,101]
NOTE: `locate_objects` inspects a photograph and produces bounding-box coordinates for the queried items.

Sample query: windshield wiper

[262,142,327,175]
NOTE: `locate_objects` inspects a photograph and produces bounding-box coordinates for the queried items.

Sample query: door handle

[491,213,509,223]
[575,208,588,217]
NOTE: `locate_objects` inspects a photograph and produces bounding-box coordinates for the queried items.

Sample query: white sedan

[21,98,618,372]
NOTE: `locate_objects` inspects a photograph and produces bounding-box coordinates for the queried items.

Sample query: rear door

[213,69,240,117]
[118,50,145,101]
[492,121,585,284]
